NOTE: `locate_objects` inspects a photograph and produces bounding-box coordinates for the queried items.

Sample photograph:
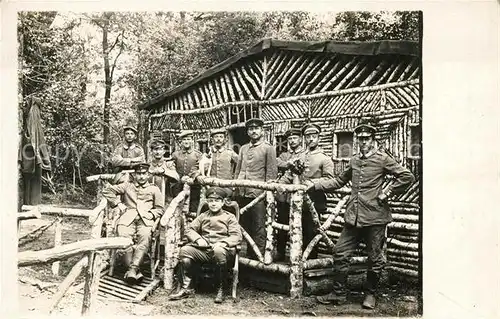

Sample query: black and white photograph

[15,8,425,317]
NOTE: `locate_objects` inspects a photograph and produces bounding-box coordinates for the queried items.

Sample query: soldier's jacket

[208,146,239,180]
[313,148,415,227]
[278,147,334,203]
[148,158,179,202]
[279,147,335,184]
[171,148,203,178]
[110,143,145,172]
[235,140,278,198]
[276,147,304,174]
[186,209,242,248]
[102,181,164,227]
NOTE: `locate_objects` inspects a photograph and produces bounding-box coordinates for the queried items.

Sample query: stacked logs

[319,195,420,278]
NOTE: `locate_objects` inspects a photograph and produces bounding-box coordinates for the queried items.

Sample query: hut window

[409,124,421,157]
[334,132,354,158]
[275,135,288,157]
[229,104,260,125]
[198,140,209,155]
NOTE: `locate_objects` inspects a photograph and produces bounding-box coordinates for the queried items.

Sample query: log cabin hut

[139,39,421,296]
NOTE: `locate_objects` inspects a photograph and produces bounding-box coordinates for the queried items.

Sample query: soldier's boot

[316,271,348,305]
[362,271,380,309]
[130,247,148,283]
[124,265,140,284]
[169,258,195,301]
[214,263,227,304]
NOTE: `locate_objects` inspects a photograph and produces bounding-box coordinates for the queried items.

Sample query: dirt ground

[17,216,421,317]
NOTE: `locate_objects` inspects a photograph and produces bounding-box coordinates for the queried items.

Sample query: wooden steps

[77,267,161,303]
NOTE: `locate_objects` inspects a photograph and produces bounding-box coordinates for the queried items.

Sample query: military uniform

[279,140,335,259]
[148,158,179,203]
[110,143,145,183]
[171,132,203,213]
[235,118,278,257]
[275,128,304,260]
[170,187,242,303]
[314,124,415,309]
[102,164,164,281]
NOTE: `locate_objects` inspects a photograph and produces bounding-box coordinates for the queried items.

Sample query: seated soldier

[169,187,242,303]
[102,163,164,284]
[148,139,179,204]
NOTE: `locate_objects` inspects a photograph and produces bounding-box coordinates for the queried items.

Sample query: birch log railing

[158,175,351,298]
[19,237,133,315]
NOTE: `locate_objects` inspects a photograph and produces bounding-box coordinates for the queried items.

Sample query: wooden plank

[100,277,142,295]
[133,278,161,302]
[240,64,260,99]
[99,282,137,299]
[81,251,102,315]
[18,238,133,267]
[51,218,63,276]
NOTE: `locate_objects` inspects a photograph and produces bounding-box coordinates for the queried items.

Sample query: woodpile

[319,196,420,278]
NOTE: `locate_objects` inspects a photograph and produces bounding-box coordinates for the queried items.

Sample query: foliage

[18,10,420,203]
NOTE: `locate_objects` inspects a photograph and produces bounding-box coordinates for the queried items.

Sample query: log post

[163,207,178,291]
[49,255,89,313]
[81,251,102,316]
[288,175,304,298]
[263,191,275,265]
[51,217,63,276]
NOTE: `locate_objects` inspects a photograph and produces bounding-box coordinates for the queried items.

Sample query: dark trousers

[332,223,387,295]
[276,191,326,259]
[173,183,201,213]
[180,245,236,265]
[237,196,266,259]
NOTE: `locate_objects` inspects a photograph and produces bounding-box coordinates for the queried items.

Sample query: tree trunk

[102,13,112,146]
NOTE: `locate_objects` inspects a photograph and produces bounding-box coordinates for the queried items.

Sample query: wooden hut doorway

[228,126,250,154]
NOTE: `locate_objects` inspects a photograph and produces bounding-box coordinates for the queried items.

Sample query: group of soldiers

[102,117,415,308]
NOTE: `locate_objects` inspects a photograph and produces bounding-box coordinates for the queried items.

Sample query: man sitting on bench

[102,162,164,283]
[169,187,242,303]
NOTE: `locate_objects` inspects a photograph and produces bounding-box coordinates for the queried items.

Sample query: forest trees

[18,10,420,200]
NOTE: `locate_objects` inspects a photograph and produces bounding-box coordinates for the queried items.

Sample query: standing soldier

[171,130,203,213]
[207,128,239,196]
[274,128,304,261]
[235,118,278,259]
[278,123,334,260]
[110,121,145,184]
[308,124,415,309]
[102,163,164,283]
[148,139,179,204]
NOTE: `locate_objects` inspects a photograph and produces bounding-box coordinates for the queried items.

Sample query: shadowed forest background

[18,11,419,205]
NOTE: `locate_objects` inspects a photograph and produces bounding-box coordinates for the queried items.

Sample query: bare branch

[109,32,125,81]
[108,30,123,53]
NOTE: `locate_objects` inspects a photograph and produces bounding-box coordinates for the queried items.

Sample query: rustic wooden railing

[84,169,419,298]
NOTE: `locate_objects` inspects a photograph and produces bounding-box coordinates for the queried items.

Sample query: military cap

[245,118,264,128]
[178,130,194,139]
[123,125,138,133]
[284,128,302,138]
[123,118,138,133]
[149,139,167,149]
[210,128,227,137]
[354,124,376,137]
[205,187,227,199]
[301,123,321,135]
[132,162,150,172]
